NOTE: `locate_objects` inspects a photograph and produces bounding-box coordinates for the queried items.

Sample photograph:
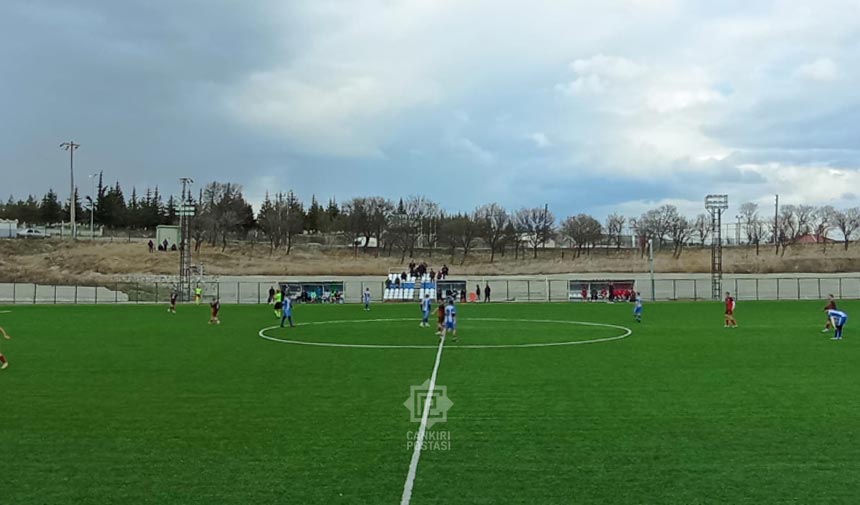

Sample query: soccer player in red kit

[822,294,838,333]
[209,297,221,325]
[0,324,11,369]
[435,302,446,336]
[724,292,737,328]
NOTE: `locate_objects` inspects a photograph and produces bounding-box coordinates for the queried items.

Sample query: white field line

[400,334,446,505]
[0,310,11,314]
[257,318,632,350]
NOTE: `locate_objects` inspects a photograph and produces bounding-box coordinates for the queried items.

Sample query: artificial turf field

[2,300,860,505]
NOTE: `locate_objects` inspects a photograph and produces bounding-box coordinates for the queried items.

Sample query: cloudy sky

[2,0,859,219]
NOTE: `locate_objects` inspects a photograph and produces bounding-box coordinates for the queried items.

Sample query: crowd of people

[437,283,491,303]
[267,286,343,305]
[386,262,451,288]
[147,239,178,252]
[580,282,636,303]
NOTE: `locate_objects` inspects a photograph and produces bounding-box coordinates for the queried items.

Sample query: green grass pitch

[2,299,859,504]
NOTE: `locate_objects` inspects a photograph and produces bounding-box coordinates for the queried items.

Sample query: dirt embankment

[1,239,859,284]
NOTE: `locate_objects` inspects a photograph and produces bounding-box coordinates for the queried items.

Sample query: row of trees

[0,174,180,231]
[3,178,860,260]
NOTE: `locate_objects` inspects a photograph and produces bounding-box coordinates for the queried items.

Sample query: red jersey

[725,296,735,314]
[437,305,445,322]
[825,300,837,311]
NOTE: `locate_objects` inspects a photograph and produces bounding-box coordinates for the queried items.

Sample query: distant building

[795,233,837,244]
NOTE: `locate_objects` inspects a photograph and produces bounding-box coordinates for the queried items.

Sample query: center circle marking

[258,317,632,350]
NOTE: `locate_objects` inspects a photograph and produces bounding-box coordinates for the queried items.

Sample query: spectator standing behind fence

[148,240,154,253]
[485,283,491,302]
[476,284,481,303]
[268,286,275,304]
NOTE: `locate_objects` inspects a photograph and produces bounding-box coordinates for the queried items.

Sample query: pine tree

[21,195,40,225]
[40,189,63,224]
[326,197,340,220]
[165,195,178,225]
[305,195,323,233]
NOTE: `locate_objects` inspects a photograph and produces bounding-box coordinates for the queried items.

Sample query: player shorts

[634,307,642,314]
[274,302,283,310]
[445,321,455,330]
[725,310,733,316]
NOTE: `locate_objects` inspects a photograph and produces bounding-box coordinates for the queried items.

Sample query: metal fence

[2,276,860,305]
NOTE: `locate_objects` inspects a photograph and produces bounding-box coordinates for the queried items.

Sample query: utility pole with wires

[541,203,549,249]
[773,194,779,244]
[60,141,80,239]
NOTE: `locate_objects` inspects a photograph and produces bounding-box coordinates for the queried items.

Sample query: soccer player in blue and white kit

[443,299,458,341]
[420,293,432,327]
[281,295,295,328]
[363,288,372,311]
[826,308,848,340]
[633,292,643,323]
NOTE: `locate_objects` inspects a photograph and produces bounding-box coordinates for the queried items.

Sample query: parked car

[17,228,49,238]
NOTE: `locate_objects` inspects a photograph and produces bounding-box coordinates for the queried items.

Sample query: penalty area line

[400,334,446,505]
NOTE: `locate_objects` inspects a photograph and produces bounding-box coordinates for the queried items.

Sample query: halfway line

[400,335,446,505]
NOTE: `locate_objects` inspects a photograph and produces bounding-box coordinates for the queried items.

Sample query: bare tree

[637,205,680,249]
[390,196,439,262]
[776,205,812,256]
[340,198,367,256]
[515,207,556,259]
[475,203,509,262]
[560,214,603,258]
[669,215,692,258]
[833,207,860,250]
[812,205,836,253]
[257,191,304,254]
[692,213,711,247]
[558,216,577,259]
[444,213,479,265]
[605,213,626,250]
[362,197,393,256]
[738,203,763,255]
[198,182,252,251]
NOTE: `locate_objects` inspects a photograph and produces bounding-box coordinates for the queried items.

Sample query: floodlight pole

[178,177,195,301]
[60,141,80,239]
[648,238,655,301]
[705,194,729,300]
